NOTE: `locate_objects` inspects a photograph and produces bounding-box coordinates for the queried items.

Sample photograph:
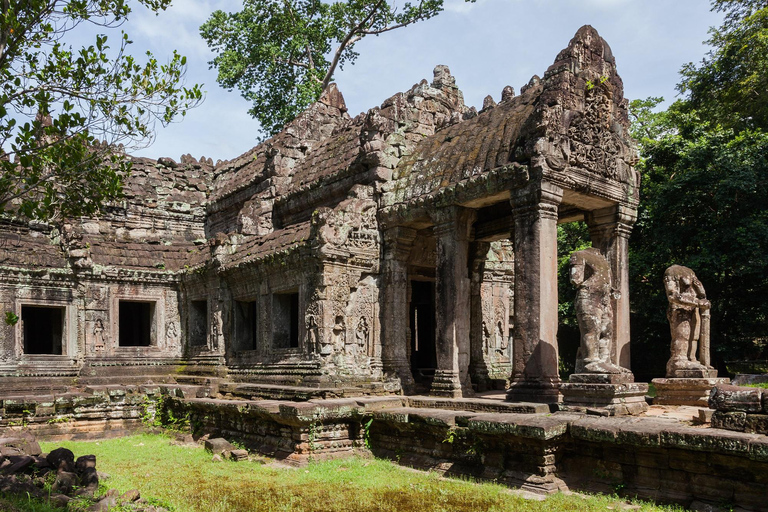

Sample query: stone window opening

[273,291,299,349]
[21,305,64,355]
[189,300,208,347]
[118,301,155,347]
[234,300,258,351]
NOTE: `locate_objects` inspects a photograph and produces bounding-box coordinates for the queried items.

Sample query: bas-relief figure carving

[355,316,370,354]
[570,248,629,375]
[92,319,106,353]
[166,321,179,346]
[306,314,319,354]
[664,265,715,378]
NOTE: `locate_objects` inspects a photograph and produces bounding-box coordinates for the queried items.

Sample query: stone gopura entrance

[379,25,639,399]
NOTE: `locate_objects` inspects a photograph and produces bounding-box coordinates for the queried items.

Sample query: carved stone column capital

[382,226,417,262]
[429,206,476,239]
[510,182,564,222]
[586,204,637,241]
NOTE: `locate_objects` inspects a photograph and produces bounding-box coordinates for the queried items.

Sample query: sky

[114,0,725,162]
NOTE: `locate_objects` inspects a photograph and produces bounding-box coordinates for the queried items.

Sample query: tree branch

[322,0,386,90]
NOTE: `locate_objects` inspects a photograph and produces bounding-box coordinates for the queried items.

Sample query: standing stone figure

[570,248,628,375]
[664,265,713,377]
[92,318,107,353]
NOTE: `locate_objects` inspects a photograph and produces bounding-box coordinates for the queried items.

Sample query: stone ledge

[652,377,729,407]
[465,412,571,440]
[407,396,549,414]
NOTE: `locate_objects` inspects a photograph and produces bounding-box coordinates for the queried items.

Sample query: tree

[678,0,768,131]
[628,0,768,376]
[200,0,472,137]
[0,0,203,221]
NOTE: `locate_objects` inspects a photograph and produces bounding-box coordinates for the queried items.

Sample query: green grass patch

[742,382,768,389]
[27,434,683,512]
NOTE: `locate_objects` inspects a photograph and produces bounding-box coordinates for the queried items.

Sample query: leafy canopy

[679,0,768,131]
[201,0,473,137]
[0,0,203,221]
[628,0,768,372]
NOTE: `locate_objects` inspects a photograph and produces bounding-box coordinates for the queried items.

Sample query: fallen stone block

[204,438,236,456]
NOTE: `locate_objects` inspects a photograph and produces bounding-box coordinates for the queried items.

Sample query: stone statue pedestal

[560,373,649,416]
[651,376,730,407]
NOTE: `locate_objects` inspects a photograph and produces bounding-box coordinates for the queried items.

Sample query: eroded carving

[664,265,714,378]
[570,248,628,375]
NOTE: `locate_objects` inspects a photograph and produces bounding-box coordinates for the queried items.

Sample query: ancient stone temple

[0,25,639,402]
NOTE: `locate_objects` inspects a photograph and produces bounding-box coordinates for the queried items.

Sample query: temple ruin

[3,26,768,511]
[0,25,639,400]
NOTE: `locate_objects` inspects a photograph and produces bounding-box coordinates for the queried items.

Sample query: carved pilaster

[507,183,563,403]
[381,226,417,392]
[429,206,476,398]
[469,241,492,391]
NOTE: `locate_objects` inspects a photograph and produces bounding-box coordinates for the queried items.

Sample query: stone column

[586,204,636,369]
[381,226,417,393]
[506,183,563,403]
[469,242,491,391]
[430,207,476,397]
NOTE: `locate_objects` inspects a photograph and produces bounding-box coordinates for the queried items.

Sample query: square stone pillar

[430,207,476,397]
[381,226,417,393]
[506,183,563,403]
[586,204,636,370]
[469,242,492,391]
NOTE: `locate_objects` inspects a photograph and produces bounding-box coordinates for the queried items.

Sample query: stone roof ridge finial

[431,65,455,89]
[501,86,515,102]
[520,75,540,95]
[481,95,496,112]
[319,83,348,114]
[549,25,617,78]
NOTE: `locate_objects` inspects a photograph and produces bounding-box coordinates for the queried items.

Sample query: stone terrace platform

[2,382,766,511]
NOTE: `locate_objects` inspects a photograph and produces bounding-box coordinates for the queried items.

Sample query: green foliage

[0,0,203,221]
[628,97,670,148]
[142,394,190,432]
[627,1,768,377]
[678,0,768,131]
[200,0,473,137]
[362,416,374,450]
[4,310,18,325]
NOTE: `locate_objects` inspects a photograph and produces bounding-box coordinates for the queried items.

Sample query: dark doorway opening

[410,280,436,385]
[119,301,153,347]
[22,306,64,355]
[189,300,208,347]
[273,292,299,349]
[234,300,258,351]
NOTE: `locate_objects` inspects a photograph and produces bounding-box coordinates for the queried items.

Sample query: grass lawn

[0,434,685,512]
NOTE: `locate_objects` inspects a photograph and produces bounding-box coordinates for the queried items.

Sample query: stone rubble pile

[0,432,169,511]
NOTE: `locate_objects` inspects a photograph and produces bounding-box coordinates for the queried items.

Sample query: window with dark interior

[22,306,64,355]
[234,300,258,351]
[189,300,208,347]
[272,292,299,349]
[119,301,154,347]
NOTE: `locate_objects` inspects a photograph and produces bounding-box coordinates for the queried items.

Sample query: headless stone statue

[664,265,715,378]
[570,248,629,375]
